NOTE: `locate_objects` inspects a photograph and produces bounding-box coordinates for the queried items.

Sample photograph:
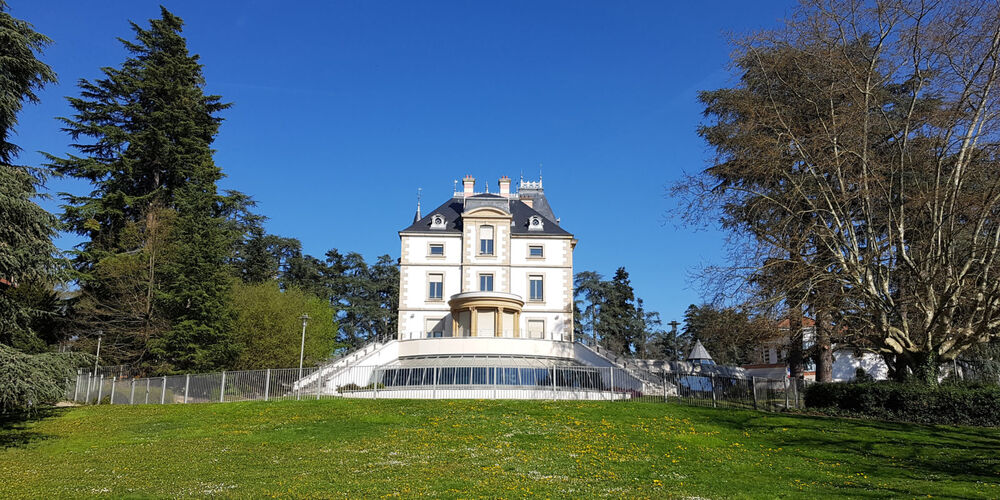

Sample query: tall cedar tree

[573,271,605,345]
[0,1,59,349]
[49,8,237,372]
[574,269,669,357]
[233,224,302,284]
[596,268,641,356]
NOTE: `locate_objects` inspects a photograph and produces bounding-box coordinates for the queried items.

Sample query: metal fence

[86,364,146,380]
[68,367,326,405]
[65,364,810,411]
[628,371,811,411]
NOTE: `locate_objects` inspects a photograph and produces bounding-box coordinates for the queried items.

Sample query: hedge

[804,381,1000,427]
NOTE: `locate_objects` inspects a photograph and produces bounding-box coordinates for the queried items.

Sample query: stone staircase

[294,335,398,392]
[575,342,677,396]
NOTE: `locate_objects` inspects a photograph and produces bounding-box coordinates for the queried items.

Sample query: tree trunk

[883,353,908,383]
[908,350,939,386]
[814,310,833,382]
[787,304,804,380]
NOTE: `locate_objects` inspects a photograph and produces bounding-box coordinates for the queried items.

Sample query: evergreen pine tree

[0,1,59,348]
[49,7,237,371]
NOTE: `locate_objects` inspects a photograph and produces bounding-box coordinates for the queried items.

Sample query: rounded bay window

[448,291,523,338]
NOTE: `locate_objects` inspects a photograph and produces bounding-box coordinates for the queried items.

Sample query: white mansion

[397,175,575,343]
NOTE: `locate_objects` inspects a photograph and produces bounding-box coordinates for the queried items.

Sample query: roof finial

[453,179,458,195]
[416,187,422,219]
[538,163,543,186]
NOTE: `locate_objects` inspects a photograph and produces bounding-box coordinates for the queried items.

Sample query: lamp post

[667,320,681,362]
[298,314,310,381]
[93,330,103,376]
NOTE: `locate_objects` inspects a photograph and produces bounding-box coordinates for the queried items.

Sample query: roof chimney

[462,175,475,197]
[498,176,511,197]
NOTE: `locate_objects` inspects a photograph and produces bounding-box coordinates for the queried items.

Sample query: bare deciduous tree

[680,0,1000,383]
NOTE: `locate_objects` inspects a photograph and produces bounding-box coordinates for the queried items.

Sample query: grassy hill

[1,399,998,498]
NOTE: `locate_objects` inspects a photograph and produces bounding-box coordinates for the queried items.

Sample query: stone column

[470,307,478,337]
[495,308,502,337]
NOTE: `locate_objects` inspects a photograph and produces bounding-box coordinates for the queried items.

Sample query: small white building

[743,317,888,381]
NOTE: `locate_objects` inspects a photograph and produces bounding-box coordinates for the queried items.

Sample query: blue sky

[12,0,793,325]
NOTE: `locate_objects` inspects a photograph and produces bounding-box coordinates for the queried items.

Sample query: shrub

[0,344,92,415]
[335,383,384,394]
[336,383,360,393]
[805,381,1000,427]
[230,282,339,370]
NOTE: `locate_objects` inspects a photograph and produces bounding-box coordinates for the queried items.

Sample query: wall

[399,234,462,337]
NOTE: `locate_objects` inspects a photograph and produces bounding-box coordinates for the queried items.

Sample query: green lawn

[1,399,998,498]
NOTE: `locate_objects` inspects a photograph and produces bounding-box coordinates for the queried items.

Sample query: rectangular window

[471,367,489,384]
[479,273,494,292]
[429,243,444,256]
[528,245,543,258]
[502,311,515,337]
[477,309,495,337]
[425,318,444,337]
[458,311,471,337]
[527,319,545,339]
[529,275,543,301]
[479,226,494,255]
[428,274,443,300]
[439,367,456,384]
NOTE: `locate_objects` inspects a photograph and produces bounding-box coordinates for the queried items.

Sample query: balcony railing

[400,331,572,341]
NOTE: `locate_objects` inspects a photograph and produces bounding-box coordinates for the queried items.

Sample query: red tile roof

[777,316,816,328]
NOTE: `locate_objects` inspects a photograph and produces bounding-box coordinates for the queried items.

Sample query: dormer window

[528,215,544,231]
[431,214,447,229]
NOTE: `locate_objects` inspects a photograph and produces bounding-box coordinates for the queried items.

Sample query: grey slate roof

[400,194,572,236]
[517,187,556,221]
[687,340,713,361]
